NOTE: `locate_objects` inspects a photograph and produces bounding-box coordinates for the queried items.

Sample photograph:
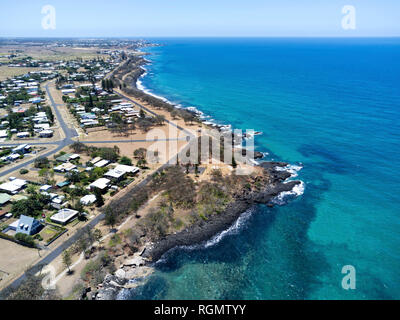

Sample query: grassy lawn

[39,224,66,244]
[39,226,59,242]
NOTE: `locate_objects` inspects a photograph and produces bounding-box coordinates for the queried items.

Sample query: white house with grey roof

[51,208,79,225]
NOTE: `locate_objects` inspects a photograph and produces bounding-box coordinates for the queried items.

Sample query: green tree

[104,207,116,229]
[155,114,166,126]
[93,187,104,207]
[67,171,81,184]
[232,155,238,169]
[70,142,87,154]
[93,229,103,243]
[15,233,36,247]
[62,250,72,274]
[171,109,179,120]
[137,158,148,169]
[134,148,147,160]
[87,94,94,112]
[34,157,50,169]
[119,156,132,166]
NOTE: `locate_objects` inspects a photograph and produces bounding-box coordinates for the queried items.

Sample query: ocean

[123,38,400,300]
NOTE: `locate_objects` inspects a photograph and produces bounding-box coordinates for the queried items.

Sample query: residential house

[0,130,8,138]
[89,157,102,165]
[104,165,139,182]
[13,215,42,235]
[55,153,80,163]
[94,160,109,168]
[12,144,31,154]
[80,194,96,206]
[0,179,27,194]
[89,178,110,191]
[16,132,30,139]
[39,130,54,138]
[0,193,11,206]
[54,162,77,173]
[51,208,79,225]
[39,185,52,192]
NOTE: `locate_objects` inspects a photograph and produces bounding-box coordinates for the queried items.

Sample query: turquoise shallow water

[125,38,400,300]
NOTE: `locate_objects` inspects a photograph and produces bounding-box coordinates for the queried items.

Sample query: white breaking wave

[249,158,260,166]
[136,68,175,105]
[154,207,256,266]
[275,164,303,179]
[182,207,255,251]
[271,180,306,206]
[203,207,255,248]
[134,56,249,141]
[271,163,305,205]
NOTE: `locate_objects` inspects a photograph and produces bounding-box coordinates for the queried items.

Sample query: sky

[0,0,399,38]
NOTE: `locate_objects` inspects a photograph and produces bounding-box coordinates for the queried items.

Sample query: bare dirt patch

[0,238,39,290]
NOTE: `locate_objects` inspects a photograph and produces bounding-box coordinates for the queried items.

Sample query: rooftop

[94,160,110,168]
[90,178,110,190]
[0,179,27,193]
[0,193,11,205]
[51,208,79,224]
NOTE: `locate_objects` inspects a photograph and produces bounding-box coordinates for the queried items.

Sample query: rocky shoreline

[94,162,301,300]
[93,47,302,300]
[144,162,299,263]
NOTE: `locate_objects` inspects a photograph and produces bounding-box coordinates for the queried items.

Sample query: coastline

[126,49,245,134]
[143,162,301,263]
[96,161,302,300]
[94,46,305,300]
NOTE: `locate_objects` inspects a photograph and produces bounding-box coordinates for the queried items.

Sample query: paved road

[0,153,180,295]
[0,83,78,178]
[0,212,106,295]
[0,83,189,178]
[0,82,194,295]
[115,90,195,139]
[44,83,79,143]
[0,138,186,148]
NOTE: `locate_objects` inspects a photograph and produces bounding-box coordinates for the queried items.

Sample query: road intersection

[0,82,194,295]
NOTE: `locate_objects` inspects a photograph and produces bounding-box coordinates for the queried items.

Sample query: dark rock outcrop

[241,149,264,159]
[144,162,301,262]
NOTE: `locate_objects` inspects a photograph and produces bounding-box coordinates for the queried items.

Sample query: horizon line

[0,35,400,39]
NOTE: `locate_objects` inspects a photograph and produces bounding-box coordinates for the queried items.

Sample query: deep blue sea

[125,38,400,300]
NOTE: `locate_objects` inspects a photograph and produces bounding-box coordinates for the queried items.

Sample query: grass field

[0,45,108,63]
[0,66,38,81]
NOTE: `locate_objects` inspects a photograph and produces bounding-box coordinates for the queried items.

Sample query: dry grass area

[115,88,204,133]
[0,66,38,81]
[82,140,188,166]
[0,238,39,290]
[0,45,108,62]
[4,166,65,185]
[81,116,199,144]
